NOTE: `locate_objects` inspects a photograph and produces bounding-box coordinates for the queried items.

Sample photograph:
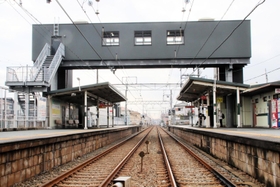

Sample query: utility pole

[122,76,137,126]
[125,83,127,125]
[170,89,172,125]
[265,69,268,83]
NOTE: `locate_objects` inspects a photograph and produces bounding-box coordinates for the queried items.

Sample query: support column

[107,105,109,128]
[112,106,114,127]
[237,87,241,128]
[25,92,29,128]
[170,90,172,125]
[13,91,18,128]
[206,93,210,128]
[213,81,217,128]
[4,90,7,128]
[84,91,88,129]
[96,98,99,128]
[125,84,128,125]
[48,95,52,128]
[33,94,36,127]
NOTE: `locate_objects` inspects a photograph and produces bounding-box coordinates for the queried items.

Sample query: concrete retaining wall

[168,127,280,187]
[0,126,141,187]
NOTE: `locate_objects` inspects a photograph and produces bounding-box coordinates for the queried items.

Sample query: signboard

[271,99,278,128]
[185,106,195,108]
[200,95,207,100]
[275,88,280,93]
[99,103,113,108]
[52,101,61,118]
[37,97,47,121]
[217,97,223,103]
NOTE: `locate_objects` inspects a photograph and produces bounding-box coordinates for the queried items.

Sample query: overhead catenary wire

[75,0,133,83]
[5,0,100,82]
[57,0,141,110]
[189,0,266,76]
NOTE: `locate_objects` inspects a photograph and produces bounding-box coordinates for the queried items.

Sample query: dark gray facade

[32,20,251,68]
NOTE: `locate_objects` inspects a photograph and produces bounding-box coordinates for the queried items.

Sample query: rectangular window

[135,31,152,45]
[167,30,184,45]
[102,31,119,46]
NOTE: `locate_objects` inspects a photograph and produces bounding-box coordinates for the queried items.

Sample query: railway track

[41,126,263,187]
[41,127,153,187]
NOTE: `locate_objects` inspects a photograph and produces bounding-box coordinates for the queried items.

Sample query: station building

[6,20,272,129]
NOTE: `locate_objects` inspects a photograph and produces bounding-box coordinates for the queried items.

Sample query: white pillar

[13,92,18,128]
[4,90,7,128]
[237,87,241,127]
[48,95,52,128]
[25,92,29,128]
[206,93,210,128]
[84,91,88,129]
[107,105,109,128]
[125,84,128,125]
[112,106,114,127]
[96,98,99,128]
[33,94,36,127]
[213,81,217,128]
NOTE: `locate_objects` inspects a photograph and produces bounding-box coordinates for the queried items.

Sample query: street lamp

[77,77,81,91]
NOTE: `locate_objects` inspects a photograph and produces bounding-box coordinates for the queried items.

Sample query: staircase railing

[30,43,50,81]
[6,43,64,86]
[6,65,31,82]
[44,43,65,83]
[6,67,20,82]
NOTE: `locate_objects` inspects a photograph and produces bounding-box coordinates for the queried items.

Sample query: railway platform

[175,124,280,143]
[0,125,142,187]
[0,126,129,144]
[168,124,280,186]
[1,124,279,144]
[1,125,279,187]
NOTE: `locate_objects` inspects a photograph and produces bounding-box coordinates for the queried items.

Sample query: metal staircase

[5,42,65,92]
[17,93,35,117]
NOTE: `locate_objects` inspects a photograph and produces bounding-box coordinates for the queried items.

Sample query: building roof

[177,77,250,102]
[47,82,126,107]
[241,81,280,96]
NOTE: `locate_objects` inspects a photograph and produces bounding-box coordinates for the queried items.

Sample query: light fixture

[77,77,81,91]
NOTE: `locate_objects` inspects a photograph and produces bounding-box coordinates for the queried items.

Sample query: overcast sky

[0,0,278,119]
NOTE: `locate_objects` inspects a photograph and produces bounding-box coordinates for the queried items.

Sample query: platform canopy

[177,77,250,102]
[241,81,280,96]
[47,82,126,107]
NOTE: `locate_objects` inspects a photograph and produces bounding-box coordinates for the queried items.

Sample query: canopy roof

[241,81,280,96]
[177,77,250,102]
[47,82,126,107]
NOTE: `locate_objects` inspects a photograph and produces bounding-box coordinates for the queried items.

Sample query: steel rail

[41,127,151,187]
[163,127,237,187]
[99,126,154,186]
[157,127,177,187]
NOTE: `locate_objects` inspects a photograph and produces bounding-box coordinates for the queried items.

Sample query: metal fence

[0,86,48,130]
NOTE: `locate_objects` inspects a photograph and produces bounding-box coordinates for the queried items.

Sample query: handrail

[6,67,19,82]
[5,43,64,86]
[30,43,50,81]
[34,43,50,69]
[44,43,65,83]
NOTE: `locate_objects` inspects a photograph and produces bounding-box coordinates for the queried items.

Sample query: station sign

[200,95,207,100]
[217,97,223,103]
[185,106,195,108]
[275,88,280,93]
[99,103,113,108]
